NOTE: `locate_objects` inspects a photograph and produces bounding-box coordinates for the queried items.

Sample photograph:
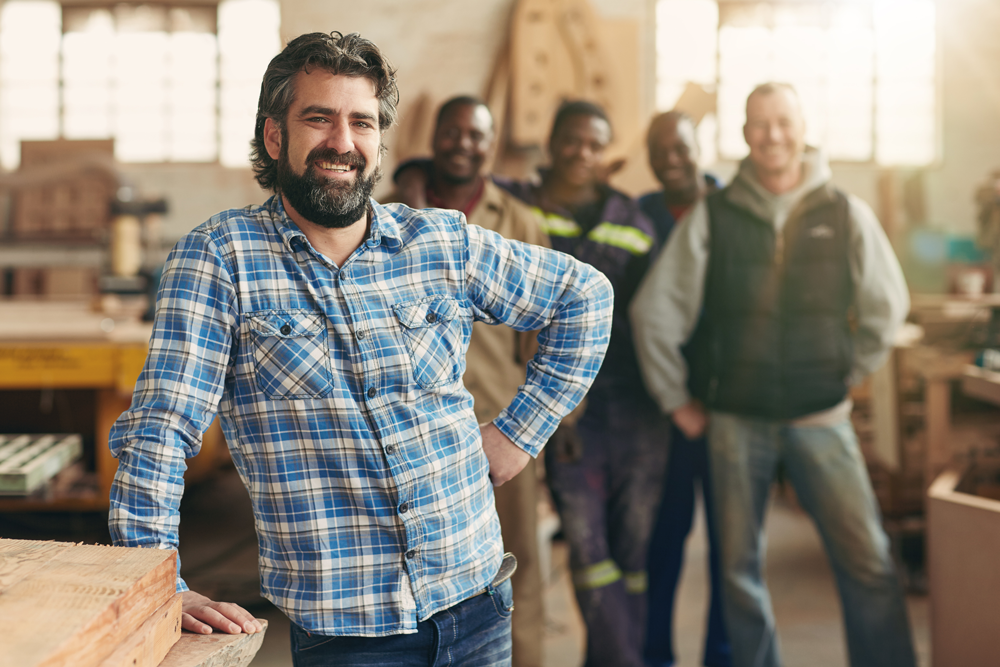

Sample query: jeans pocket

[290,622,338,653]
[249,310,334,399]
[489,578,514,619]
[393,296,466,390]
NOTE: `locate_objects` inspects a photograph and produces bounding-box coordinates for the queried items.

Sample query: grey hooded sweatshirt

[629,146,909,425]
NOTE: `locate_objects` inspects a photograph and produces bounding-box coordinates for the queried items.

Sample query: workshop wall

[128,0,1000,246]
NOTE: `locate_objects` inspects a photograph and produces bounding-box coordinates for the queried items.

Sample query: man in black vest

[629,83,916,667]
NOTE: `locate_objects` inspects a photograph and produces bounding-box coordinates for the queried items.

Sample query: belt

[470,552,517,599]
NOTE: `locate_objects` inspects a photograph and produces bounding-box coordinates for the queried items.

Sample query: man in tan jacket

[390,95,548,667]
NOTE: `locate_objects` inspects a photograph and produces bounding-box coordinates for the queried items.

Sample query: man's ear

[263,117,282,160]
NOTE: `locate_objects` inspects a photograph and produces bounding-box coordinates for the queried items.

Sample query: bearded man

[107,31,613,667]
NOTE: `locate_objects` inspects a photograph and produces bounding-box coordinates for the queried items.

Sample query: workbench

[0,300,227,512]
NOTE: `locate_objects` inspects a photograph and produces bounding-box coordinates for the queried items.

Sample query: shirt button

[399,502,409,514]
[385,444,396,455]
[405,549,417,559]
[425,312,437,324]
[356,330,367,340]
[367,386,376,399]
[280,324,291,335]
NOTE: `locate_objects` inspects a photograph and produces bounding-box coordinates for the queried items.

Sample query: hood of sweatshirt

[724,146,834,231]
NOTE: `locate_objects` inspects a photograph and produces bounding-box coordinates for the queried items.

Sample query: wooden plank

[0,435,82,495]
[870,351,901,471]
[0,540,77,592]
[924,378,952,487]
[0,540,177,667]
[97,595,182,667]
[159,621,268,667]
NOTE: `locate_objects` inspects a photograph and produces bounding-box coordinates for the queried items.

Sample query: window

[0,0,280,168]
[655,0,938,166]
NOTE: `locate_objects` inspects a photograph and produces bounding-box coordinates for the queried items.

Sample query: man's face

[648,116,700,201]
[743,88,806,177]
[431,103,494,185]
[264,70,383,229]
[549,114,611,188]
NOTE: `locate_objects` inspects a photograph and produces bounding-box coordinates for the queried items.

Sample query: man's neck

[429,173,484,212]
[755,160,803,195]
[542,176,599,211]
[661,175,705,209]
[282,195,368,268]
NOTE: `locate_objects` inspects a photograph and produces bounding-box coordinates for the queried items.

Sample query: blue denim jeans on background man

[645,424,731,667]
[707,413,916,667]
[290,579,513,667]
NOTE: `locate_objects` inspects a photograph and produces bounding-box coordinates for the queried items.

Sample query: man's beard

[277,144,382,229]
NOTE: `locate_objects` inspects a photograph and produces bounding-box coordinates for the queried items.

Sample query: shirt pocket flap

[393,297,461,330]
[248,310,325,338]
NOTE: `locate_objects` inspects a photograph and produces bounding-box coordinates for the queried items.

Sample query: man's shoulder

[601,185,656,239]
[373,200,468,244]
[177,201,278,252]
[489,174,537,205]
[474,179,545,242]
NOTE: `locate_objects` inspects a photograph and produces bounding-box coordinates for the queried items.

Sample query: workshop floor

[0,467,931,667]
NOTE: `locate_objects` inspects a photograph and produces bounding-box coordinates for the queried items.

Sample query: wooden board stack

[0,539,266,667]
[0,435,83,496]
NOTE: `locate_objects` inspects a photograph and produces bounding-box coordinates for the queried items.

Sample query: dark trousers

[645,424,731,667]
[546,409,667,667]
[494,457,543,667]
[290,579,513,666]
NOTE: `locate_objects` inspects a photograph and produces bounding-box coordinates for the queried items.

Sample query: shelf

[962,365,1000,407]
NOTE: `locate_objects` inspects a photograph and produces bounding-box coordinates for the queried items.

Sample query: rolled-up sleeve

[463,224,613,456]
[108,230,238,590]
[847,195,910,383]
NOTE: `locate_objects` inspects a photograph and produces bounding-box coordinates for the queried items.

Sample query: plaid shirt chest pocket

[393,296,467,390]
[248,310,334,399]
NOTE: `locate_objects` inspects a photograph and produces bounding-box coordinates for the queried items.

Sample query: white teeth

[319,162,351,172]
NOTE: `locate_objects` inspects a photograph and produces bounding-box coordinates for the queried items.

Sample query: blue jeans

[707,413,916,667]
[290,579,513,666]
[645,424,731,667]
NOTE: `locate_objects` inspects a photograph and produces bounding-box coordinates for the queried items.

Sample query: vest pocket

[248,310,334,399]
[393,296,464,390]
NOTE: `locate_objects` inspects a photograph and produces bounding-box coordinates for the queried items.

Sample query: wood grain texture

[97,594,182,667]
[0,539,176,667]
[159,621,269,667]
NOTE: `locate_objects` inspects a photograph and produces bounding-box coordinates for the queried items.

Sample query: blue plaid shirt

[108,195,612,636]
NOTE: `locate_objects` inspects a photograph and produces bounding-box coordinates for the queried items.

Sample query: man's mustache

[306,147,367,170]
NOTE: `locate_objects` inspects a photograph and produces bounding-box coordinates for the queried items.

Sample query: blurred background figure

[631,83,916,667]
[637,110,730,667]
[498,101,665,667]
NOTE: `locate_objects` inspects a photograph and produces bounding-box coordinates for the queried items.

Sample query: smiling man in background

[631,83,916,667]
[637,110,729,667]
[108,31,613,667]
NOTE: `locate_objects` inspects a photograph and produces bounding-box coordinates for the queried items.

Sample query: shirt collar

[266,194,403,253]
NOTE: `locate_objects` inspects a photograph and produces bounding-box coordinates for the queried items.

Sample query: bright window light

[0,0,279,168]
[655,0,938,167]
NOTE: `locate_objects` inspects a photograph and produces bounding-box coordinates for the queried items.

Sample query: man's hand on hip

[672,400,708,440]
[480,422,530,487]
[181,590,263,635]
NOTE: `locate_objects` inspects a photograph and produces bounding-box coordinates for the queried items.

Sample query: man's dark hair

[435,95,491,132]
[250,31,399,192]
[549,100,612,141]
[646,110,694,146]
